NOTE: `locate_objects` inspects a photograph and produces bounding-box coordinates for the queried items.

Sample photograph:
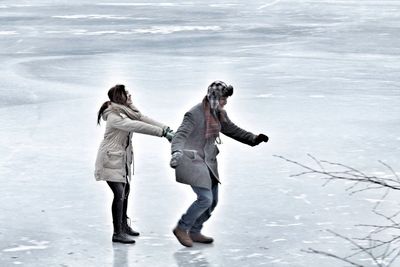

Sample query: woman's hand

[162,127,175,142]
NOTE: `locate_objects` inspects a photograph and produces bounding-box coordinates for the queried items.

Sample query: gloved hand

[162,127,175,142]
[165,131,175,142]
[253,134,269,146]
[170,150,183,168]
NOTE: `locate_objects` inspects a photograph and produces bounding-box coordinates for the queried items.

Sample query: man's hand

[254,134,269,146]
[170,151,183,168]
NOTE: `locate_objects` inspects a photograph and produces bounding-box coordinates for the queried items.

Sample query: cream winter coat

[94,104,165,183]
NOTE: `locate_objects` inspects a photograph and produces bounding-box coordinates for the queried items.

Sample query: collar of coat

[103,102,141,121]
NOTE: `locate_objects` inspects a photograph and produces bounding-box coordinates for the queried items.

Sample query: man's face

[219,97,228,108]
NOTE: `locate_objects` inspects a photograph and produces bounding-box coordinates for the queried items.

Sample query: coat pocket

[182,149,201,162]
[103,150,125,169]
[175,149,210,188]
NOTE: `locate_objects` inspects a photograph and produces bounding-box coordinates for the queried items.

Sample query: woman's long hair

[97,84,128,125]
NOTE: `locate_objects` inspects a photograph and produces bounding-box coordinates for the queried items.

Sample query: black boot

[122,217,140,236]
[112,217,135,243]
[112,232,136,244]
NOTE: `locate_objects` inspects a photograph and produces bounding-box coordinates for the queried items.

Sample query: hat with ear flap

[207,80,234,99]
[223,84,233,97]
[206,81,234,117]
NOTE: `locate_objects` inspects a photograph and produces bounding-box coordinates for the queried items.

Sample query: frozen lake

[0,0,399,266]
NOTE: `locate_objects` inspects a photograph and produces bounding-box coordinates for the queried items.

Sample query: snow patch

[265,222,303,227]
[258,0,282,10]
[52,15,131,20]
[255,94,286,98]
[133,26,221,34]
[272,239,286,242]
[0,31,19,35]
[97,3,188,7]
[209,4,241,7]
[278,189,291,194]
[316,222,333,226]
[246,253,263,258]
[302,240,319,244]
[3,240,49,252]
[293,194,311,204]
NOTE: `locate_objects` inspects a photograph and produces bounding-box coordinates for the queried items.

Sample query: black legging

[107,181,130,233]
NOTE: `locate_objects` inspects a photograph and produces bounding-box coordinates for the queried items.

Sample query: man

[170,81,269,247]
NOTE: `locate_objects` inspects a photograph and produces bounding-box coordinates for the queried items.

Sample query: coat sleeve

[220,111,257,146]
[138,114,166,129]
[171,111,196,153]
[108,113,163,137]
[129,104,166,129]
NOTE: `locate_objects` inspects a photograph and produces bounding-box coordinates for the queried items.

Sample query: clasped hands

[162,127,175,142]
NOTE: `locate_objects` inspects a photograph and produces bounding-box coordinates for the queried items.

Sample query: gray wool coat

[171,103,258,189]
[95,104,165,183]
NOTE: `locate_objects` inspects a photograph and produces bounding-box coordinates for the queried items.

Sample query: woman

[95,84,174,244]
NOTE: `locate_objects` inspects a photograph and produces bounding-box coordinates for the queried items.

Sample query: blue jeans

[178,182,219,234]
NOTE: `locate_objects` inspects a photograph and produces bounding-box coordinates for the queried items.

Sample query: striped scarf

[203,80,233,139]
[203,97,221,139]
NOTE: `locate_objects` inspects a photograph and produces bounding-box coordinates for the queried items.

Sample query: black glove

[254,134,269,146]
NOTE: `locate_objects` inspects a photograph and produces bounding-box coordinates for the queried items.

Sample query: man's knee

[197,194,213,208]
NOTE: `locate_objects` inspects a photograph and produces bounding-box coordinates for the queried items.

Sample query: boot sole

[112,239,136,244]
[192,240,213,244]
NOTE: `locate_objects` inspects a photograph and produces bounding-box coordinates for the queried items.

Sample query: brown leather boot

[189,233,214,244]
[173,226,193,247]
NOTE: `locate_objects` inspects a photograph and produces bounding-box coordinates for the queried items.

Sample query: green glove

[162,127,175,142]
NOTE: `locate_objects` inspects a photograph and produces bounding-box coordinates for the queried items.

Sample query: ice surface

[1,0,400,266]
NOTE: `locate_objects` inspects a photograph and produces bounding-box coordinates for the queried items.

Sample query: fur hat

[207,80,233,99]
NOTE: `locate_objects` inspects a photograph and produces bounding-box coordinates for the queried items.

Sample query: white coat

[94,105,165,183]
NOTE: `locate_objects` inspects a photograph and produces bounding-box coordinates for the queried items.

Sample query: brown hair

[97,84,128,125]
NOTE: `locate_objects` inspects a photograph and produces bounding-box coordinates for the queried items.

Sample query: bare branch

[302,248,364,267]
[275,155,400,266]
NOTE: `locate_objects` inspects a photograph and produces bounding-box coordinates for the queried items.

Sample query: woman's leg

[121,181,140,236]
[106,181,126,234]
[122,180,130,221]
[107,181,135,243]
